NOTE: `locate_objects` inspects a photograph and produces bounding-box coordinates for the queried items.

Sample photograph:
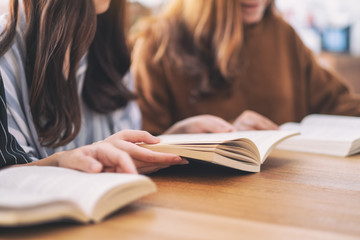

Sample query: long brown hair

[132,0,274,96]
[0,0,134,147]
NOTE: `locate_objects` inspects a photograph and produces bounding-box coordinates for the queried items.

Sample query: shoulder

[0,12,30,128]
[0,11,27,87]
[263,12,302,43]
[0,10,27,44]
[0,10,27,66]
[263,12,312,60]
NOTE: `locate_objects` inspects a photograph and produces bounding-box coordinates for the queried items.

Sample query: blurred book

[0,166,156,226]
[278,114,360,156]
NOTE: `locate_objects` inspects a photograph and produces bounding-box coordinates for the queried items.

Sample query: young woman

[0,0,189,173]
[131,0,360,135]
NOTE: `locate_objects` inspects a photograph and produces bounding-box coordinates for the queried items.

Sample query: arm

[0,31,185,173]
[6,130,187,174]
[296,34,360,116]
[1,68,186,173]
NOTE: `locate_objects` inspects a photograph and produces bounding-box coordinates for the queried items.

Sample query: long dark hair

[0,0,134,148]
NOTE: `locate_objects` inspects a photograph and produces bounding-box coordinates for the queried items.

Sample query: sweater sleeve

[132,35,175,135]
[296,33,360,116]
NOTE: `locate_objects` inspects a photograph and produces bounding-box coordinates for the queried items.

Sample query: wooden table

[1,150,359,239]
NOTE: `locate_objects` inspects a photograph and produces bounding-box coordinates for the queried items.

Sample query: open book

[140,130,298,172]
[277,114,360,156]
[0,166,156,227]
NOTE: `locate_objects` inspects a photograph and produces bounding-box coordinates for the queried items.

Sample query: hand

[164,115,236,134]
[34,130,186,174]
[53,142,138,174]
[233,110,279,130]
[103,130,187,173]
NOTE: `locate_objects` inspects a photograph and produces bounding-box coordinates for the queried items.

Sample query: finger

[250,114,279,130]
[210,118,236,132]
[58,151,103,173]
[199,116,236,133]
[233,117,257,131]
[260,118,279,130]
[254,120,279,130]
[137,165,172,174]
[234,123,258,131]
[138,158,189,173]
[235,112,277,130]
[94,142,138,174]
[110,130,160,144]
[134,158,189,169]
[110,140,183,164]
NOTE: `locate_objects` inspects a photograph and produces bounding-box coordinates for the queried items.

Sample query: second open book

[141,130,298,172]
[277,114,360,156]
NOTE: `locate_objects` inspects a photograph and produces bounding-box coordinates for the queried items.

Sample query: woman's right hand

[233,110,279,130]
[30,130,187,174]
[103,130,187,174]
[164,115,236,134]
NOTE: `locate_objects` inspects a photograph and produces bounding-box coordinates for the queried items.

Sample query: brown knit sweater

[132,13,360,135]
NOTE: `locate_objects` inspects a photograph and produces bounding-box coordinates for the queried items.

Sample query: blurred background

[129,0,360,93]
[0,0,359,92]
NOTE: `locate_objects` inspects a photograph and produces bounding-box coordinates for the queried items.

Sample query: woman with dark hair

[0,0,187,173]
[131,0,360,135]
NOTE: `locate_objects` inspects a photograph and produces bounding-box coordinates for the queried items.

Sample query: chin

[243,16,263,25]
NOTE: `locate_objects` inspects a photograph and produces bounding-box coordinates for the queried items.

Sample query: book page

[157,131,296,144]
[156,131,298,163]
[281,115,360,141]
[228,131,299,162]
[301,114,360,129]
[0,188,80,225]
[156,131,268,144]
[0,166,153,218]
[278,115,360,156]
[0,188,66,208]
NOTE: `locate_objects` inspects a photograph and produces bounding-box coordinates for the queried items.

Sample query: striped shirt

[0,73,30,167]
[0,13,141,162]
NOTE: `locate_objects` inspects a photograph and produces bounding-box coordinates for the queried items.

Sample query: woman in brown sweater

[131,0,360,135]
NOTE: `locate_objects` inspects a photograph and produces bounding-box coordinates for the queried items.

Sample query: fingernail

[151,136,161,143]
[90,162,102,172]
[179,160,189,165]
[173,156,182,161]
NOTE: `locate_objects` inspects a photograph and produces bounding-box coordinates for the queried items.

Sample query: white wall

[129,0,167,8]
[0,0,8,15]
[276,0,360,55]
